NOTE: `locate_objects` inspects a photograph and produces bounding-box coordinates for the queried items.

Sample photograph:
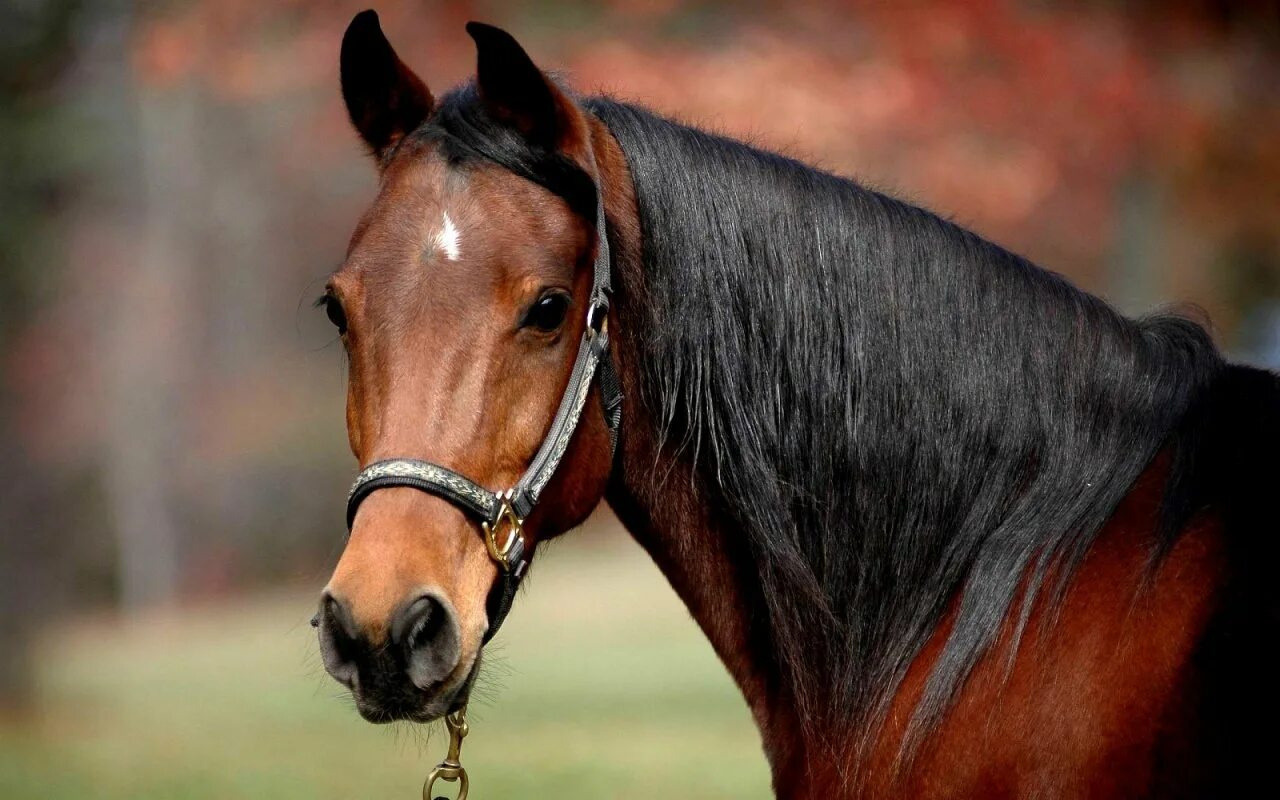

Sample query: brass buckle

[423,708,469,800]
[482,491,524,573]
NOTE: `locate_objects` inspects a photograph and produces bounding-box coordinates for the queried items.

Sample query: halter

[344,180,623,647]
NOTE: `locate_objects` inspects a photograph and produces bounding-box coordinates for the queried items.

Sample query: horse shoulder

[854,471,1229,799]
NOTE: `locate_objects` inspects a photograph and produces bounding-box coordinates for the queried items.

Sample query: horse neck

[602,311,813,777]
[590,118,814,781]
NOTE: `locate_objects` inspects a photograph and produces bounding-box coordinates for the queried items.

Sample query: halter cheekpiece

[344,180,623,645]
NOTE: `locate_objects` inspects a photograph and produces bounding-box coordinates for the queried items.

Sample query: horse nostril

[317,592,361,689]
[391,593,461,691]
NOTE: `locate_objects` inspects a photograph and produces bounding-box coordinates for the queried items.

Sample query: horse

[314,11,1279,798]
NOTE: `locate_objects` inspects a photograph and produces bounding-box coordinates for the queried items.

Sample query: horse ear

[465,22,588,155]
[341,10,434,161]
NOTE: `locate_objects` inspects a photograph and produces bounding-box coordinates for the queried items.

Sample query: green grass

[0,530,771,799]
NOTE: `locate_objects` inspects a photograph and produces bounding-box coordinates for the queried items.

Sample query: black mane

[427,86,1226,741]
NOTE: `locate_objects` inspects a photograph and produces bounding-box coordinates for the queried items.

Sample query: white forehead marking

[433,212,461,261]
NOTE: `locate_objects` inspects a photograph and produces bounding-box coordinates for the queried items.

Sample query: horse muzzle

[317,588,478,723]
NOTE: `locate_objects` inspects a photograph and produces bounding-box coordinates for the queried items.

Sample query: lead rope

[424,706,470,800]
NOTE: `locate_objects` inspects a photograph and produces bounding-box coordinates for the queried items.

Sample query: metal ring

[585,302,609,337]
[482,498,524,572]
[423,765,468,800]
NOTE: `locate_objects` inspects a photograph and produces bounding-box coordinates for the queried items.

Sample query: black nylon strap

[483,563,524,645]
[598,351,624,453]
[509,330,610,518]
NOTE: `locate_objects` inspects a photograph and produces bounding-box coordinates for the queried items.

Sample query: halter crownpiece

[344,179,623,645]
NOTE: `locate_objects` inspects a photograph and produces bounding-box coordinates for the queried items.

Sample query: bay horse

[315,10,1279,798]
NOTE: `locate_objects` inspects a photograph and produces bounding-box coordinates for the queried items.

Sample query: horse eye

[320,294,347,334]
[525,293,570,332]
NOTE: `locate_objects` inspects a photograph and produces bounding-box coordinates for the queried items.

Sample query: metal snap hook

[423,707,470,800]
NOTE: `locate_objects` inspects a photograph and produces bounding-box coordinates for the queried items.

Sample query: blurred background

[1,1,1278,797]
